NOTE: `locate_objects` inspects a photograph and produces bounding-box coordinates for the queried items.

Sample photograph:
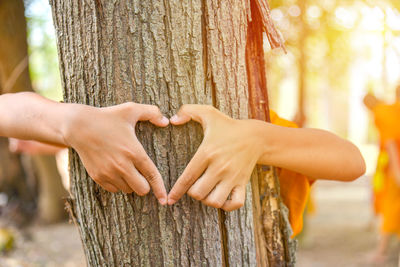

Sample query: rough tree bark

[0,0,68,224]
[50,0,292,266]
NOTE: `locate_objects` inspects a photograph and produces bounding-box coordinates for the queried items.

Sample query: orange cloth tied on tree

[270,110,312,237]
[371,102,400,237]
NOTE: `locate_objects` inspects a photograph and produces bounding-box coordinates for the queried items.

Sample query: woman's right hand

[64,102,169,204]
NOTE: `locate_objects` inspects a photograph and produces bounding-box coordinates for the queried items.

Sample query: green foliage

[25,0,62,101]
[267,0,400,140]
[0,228,14,252]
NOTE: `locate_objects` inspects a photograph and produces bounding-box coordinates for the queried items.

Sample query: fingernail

[170,115,178,123]
[167,198,176,205]
[161,116,169,125]
[159,197,167,205]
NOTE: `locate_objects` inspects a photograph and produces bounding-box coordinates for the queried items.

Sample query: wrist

[61,103,88,147]
[248,120,279,165]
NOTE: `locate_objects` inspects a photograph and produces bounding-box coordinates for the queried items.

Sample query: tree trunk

[50,0,291,266]
[0,0,68,224]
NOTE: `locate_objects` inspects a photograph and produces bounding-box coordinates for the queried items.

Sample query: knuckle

[205,198,224,209]
[217,165,230,176]
[122,189,133,194]
[125,102,137,111]
[122,149,135,159]
[146,105,159,115]
[205,105,216,113]
[91,173,105,184]
[232,198,245,209]
[222,205,233,212]
[120,185,133,194]
[132,152,147,162]
[119,102,136,115]
[188,189,205,201]
[204,146,219,161]
[135,186,150,196]
[203,148,215,161]
[103,184,118,193]
[113,160,126,172]
[180,176,195,188]
[144,172,160,183]
[180,104,189,112]
[102,165,116,177]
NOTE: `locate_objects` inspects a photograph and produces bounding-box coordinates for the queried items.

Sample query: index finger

[167,148,209,205]
[130,103,169,127]
[132,144,168,205]
[170,104,218,126]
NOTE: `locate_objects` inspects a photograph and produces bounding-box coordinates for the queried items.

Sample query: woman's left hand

[167,105,264,211]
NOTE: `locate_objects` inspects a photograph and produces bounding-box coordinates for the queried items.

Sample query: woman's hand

[167,104,365,211]
[0,93,170,203]
[167,105,264,211]
[64,102,169,204]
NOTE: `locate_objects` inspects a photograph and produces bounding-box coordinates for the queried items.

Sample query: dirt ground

[297,177,399,267]
[0,223,85,267]
[0,176,398,267]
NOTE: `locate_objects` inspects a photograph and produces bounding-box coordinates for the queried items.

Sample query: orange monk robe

[372,102,400,237]
[269,111,313,237]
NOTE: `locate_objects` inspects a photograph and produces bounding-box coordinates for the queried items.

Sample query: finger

[221,185,246,211]
[170,104,217,126]
[168,148,209,205]
[202,181,234,209]
[112,176,134,194]
[8,138,20,153]
[134,103,169,127]
[187,169,220,201]
[132,145,167,205]
[100,182,119,193]
[121,163,151,197]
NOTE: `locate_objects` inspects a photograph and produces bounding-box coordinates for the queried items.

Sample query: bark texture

[246,2,294,266]
[51,0,291,266]
[0,0,67,224]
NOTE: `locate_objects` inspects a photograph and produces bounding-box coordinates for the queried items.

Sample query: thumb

[170,104,217,126]
[134,104,169,127]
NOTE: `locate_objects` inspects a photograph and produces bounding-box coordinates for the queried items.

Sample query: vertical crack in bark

[201,0,216,108]
[201,0,209,100]
[52,0,255,265]
[202,1,228,265]
[218,209,229,267]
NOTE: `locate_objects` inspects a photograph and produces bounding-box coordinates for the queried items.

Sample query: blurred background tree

[24,0,62,101]
[266,0,400,265]
[0,0,399,265]
[267,0,400,145]
[0,0,67,230]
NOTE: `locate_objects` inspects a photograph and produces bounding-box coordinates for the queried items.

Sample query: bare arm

[0,92,70,145]
[168,105,366,210]
[0,92,169,203]
[257,123,366,181]
[8,138,65,155]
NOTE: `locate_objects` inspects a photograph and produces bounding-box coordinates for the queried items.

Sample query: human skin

[8,138,65,155]
[167,104,366,211]
[0,92,169,204]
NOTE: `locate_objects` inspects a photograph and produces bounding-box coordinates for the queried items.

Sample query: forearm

[255,121,366,181]
[0,92,73,146]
